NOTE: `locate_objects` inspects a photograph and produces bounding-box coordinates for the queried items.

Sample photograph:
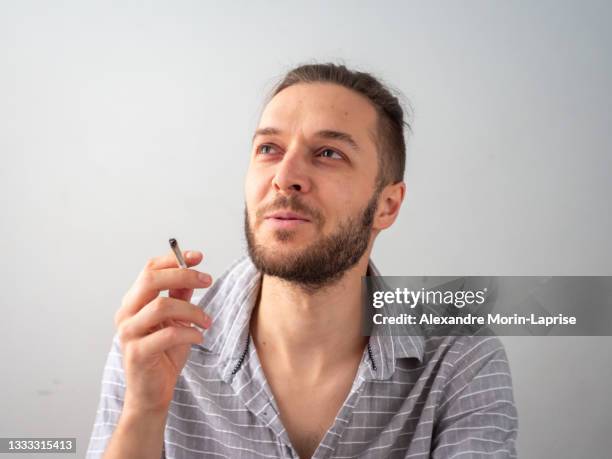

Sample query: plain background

[1,1,611,457]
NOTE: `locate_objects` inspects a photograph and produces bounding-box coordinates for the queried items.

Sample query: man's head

[244,62,410,291]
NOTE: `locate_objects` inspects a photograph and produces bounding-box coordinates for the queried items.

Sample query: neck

[250,254,371,381]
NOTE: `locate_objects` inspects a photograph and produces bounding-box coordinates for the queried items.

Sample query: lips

[265,211,310,221]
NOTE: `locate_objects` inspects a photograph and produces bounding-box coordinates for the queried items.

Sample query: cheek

[331,191,371,225]
[325,187,355,213]
[244,172,271,222]
[244,171,262,203]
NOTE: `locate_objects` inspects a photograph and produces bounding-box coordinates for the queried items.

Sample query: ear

[373,181,405,231]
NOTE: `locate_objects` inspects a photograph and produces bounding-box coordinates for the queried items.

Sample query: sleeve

[85,333,132,458]
[431,335,519,458]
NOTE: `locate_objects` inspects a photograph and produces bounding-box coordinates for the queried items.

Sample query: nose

[272,149,311,195]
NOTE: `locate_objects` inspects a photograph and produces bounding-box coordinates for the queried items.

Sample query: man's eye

[257,144,277,155]
[257,145,342,160]
[319,149,343,160]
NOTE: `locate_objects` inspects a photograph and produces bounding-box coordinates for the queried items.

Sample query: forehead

[258,82,378,149]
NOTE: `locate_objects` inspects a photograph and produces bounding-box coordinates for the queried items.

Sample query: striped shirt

[87,254,518,458]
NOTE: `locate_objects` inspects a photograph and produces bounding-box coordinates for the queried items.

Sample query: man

[87,62,518,458]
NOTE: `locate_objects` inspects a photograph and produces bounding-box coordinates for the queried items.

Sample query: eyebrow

[252,127,361,152]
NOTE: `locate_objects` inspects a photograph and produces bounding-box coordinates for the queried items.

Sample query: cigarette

[169,238,188,269]
[168,237,206,335]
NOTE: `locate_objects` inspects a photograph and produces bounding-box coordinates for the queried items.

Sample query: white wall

[1,1,611,456]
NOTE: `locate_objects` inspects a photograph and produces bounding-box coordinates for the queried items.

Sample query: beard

[244,189,380,292]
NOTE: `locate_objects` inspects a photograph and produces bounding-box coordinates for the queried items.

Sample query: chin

[259,227,311,244]
[257,232,311,252]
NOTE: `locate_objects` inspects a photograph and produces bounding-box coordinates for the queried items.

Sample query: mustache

[257,195,321,223]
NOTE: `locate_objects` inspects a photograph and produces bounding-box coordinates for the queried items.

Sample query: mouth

[264,211,310,222]
[263,211,311,230]
[264,218,310,230]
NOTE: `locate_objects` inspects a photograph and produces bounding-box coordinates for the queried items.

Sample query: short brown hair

[262,61,412,191]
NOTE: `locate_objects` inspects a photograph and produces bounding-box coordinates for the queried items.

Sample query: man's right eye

[257,144,281,155]
[258,144,274,155]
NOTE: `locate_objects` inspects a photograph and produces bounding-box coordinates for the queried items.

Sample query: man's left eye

[319,149,343,160]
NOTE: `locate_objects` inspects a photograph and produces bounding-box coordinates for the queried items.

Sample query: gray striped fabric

[87,254,518,458]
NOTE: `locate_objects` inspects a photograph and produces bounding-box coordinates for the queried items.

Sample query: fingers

[167,252,202,305]
[125,325,205,364]
[145,250,203,271]
[169,287,194,303]
[116,252,213,325]
[118,297,212,342]
[138,267,212,294]
[166,281,195,329]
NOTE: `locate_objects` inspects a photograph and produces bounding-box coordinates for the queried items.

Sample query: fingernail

[198,272,211,284]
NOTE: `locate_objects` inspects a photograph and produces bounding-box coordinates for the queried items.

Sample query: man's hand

[114,249,213,415]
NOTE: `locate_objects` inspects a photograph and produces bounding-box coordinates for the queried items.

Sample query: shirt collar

[365,258,425,379]
[196,254,424,381]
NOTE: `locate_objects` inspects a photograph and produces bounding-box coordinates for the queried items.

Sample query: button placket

[229,334,297,454]
[311,355,371,459]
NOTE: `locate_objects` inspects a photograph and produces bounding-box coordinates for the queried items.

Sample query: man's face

[244,82,382,290]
